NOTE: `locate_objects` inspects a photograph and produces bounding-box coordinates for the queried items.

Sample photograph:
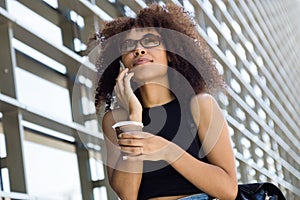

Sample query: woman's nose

[133,48,146,57]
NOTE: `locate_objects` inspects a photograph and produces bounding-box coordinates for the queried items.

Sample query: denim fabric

[178,193,211,200]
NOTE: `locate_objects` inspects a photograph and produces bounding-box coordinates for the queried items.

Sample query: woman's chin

[130,64,168,80]
[132,73,168,85]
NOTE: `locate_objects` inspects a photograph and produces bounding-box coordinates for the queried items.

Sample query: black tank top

[137,99,209,200]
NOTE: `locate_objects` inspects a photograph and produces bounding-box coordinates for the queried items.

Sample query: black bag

[236,182,286,200]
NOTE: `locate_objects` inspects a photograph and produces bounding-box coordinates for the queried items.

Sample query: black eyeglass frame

[119,33,162,53]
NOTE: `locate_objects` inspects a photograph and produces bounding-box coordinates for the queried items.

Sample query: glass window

[24,131,81,199]
[15,67,72,122]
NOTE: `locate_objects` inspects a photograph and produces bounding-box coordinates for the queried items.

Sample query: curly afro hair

[91,3,225,112]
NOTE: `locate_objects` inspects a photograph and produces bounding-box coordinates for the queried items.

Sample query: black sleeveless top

[137,99,209,200]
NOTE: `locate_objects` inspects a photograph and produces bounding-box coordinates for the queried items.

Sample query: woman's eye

[126,40,136,47]
[143,37,158,45]
[121,40,136,51]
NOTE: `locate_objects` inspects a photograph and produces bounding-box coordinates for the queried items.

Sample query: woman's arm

[102,109,143,200]
[166,93,238,199]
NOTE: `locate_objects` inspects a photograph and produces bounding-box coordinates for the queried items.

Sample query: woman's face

[120,28,169,83]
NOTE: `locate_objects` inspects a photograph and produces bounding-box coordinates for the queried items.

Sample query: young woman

[93,3,238,200]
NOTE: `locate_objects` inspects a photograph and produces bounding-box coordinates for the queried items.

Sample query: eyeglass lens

[120,34,161,53]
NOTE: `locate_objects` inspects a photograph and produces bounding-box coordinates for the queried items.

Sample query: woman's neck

[139,84,174,108]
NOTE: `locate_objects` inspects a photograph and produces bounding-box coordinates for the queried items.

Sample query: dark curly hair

[91,3,225,113]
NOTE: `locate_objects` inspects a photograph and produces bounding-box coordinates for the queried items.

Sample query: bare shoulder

[189,93,222,125]
[190,93,219,112]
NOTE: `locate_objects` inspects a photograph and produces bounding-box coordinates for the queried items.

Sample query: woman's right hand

[114,68,143,121]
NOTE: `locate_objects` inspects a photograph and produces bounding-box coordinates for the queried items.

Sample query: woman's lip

[133,59,153,66]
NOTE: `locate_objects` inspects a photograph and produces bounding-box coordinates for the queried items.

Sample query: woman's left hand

[118,131,174,161]
[114,68,143,121]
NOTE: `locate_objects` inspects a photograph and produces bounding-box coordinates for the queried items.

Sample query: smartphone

[119,60,126,71]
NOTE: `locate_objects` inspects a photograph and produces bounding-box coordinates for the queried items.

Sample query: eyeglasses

[120,33,162,53]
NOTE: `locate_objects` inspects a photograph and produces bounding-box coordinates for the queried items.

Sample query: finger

[120,146,143,156]
[114,79,125,103]
[115,68,128,94]
[123,73,135,98]
[124,72,134,88]
[116,68,129,82]
[115,79,124,94]
[118,138,143,146]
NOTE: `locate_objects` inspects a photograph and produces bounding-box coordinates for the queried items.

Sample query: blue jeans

[178,193,211,200]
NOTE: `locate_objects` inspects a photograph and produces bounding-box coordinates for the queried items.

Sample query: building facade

[0,0,299,199]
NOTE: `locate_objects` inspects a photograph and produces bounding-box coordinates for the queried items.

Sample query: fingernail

[122,156,128,160]
[118,133,123,138]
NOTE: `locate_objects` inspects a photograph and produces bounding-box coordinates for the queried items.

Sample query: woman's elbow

[110,184,128,200]
[228,184,238,200]
[219,182,238,200]
[110,180,139,200]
